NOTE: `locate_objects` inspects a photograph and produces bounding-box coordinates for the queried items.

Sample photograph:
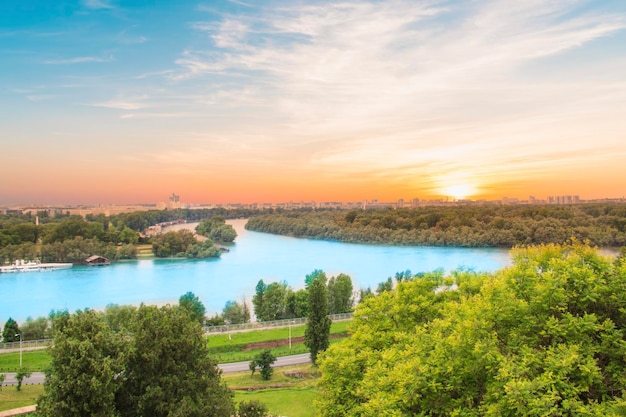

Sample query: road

[1,353,311,386]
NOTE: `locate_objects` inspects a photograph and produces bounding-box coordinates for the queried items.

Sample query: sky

[1,0,625,205]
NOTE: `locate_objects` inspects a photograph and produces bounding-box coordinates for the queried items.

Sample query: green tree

[238,400,268,417]
[317,243,626,416]
[252,280,266,320]
[179,292,206,325]
[0,373,5,390]
[20,316,49,341]
[14,367,32,391]
[285,288,309,318]
[185,239,221,258]
[304,273,331,364]
[249,350,277,381]
[103,304,136,332]
[205,313,226,326]
[1,317,19,342]
[195,216,237,243]
[222,299,250,325]
[257,282,288,321]
[375,277,393,294]
[327,273,353,314]
[151,229,197,257]
[117,305,234,417]
[38,306,234,417]
[37,309,124,416]
[305,269,326,288]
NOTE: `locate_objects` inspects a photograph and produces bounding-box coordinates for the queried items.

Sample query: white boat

[0,259,73,273]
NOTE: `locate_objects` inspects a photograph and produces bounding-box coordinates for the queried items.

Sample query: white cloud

[170,0,626,185]
[90,100,145,110]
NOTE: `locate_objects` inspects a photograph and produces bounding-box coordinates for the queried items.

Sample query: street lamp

[289,322,292,350]
[15,333,22,368]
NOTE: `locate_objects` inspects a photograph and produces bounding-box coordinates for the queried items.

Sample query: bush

[238,400,268,417]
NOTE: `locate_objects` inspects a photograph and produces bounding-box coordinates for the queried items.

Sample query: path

[1,352,311,386]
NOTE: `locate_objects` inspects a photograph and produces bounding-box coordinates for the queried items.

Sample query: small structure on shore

[85,255,110,266]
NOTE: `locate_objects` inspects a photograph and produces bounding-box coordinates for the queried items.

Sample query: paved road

[1,353,311,386]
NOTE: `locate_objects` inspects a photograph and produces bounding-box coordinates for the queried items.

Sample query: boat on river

[0,259,73,273]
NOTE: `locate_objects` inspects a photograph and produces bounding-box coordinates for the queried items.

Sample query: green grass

[207,321,349,349]
[207,321,350,363]
[0,364,321,416]
[0,350,51,373]
[0,320,352,371]
[234,387,319,417]
[226,364,320,417]
[0,384,43,412]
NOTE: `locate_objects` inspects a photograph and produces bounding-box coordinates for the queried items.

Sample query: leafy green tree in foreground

[37,305,234,417]
[117,305,233,417]
[37,309,123,416]
[318,242,626,416]
[305,272,331,365]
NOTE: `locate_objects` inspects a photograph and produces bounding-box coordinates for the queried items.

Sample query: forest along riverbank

[1,219,511,323]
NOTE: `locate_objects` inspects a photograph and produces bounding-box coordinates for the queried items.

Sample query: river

[0,219,511,323]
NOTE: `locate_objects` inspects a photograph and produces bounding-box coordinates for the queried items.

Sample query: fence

[0,314,355,347]
[202,312,353,334]
[0,338,52,351]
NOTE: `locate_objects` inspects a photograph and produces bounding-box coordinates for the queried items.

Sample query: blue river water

[0,219,511,323]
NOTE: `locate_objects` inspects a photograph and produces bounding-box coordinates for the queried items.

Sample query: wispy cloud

[82,0,115,10]
[171,0,626,190]
[119,112,195,119]
[90,100,146,110]
[43,56,112,64]
[26,95,56,102]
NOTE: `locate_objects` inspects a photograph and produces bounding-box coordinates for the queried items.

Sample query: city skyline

[2,0,626,205]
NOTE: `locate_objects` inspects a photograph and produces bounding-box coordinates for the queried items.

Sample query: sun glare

[443,184,474,200]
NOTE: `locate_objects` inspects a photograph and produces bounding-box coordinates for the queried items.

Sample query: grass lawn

[234,387,319,417]
[207,321,350,363]
[226,364,320,417]
[0,385,43,412]
[0,365,320,416]
[207,321,349,348]
[0,320,352,371]
[0,350,51,373]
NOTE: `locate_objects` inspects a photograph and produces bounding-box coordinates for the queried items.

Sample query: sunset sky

[1,0,625,205]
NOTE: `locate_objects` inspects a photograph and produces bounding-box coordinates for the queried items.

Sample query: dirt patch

[243,333,347,351]
[230,383,294,391]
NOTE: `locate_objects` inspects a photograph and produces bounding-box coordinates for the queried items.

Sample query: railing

[0,338,52,351]
[0,314,355,346]
[202,312,353,334]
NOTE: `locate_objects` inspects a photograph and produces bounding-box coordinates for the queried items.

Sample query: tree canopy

[246,204,626,248]
[305,273,331,365]
[195,216,237,243]
[1,317,20,342]
[318,242,626,416]
[179,291,207,325]
[37,304,234,417]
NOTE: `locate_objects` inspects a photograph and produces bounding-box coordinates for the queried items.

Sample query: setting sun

[443,184,474,200]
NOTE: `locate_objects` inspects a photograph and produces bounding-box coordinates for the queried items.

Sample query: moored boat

[0,259,73,273]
